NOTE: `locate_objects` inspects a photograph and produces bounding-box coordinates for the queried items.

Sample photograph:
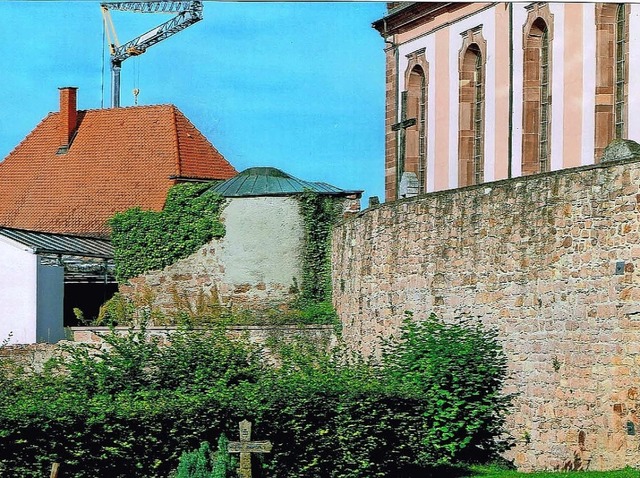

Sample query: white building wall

[582,3,596,165]
[447,25,458,189]
[483,11,497,183]
[389,2,640,196]
[425,34,437,193]
[218,196,304,288]
[510,3,528,179]
[0,240,38,344]
[549,3,565,172]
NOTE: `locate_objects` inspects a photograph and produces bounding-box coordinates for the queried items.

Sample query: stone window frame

[521,3,554,176]
[403,49,429,194]
[594,3,630,161]
[458,26,487,187]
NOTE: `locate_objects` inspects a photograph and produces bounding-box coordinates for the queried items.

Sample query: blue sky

[0,1,387,203]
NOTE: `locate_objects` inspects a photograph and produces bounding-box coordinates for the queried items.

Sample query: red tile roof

[0,104,237,237]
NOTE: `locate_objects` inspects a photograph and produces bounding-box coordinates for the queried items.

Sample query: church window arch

[595,3,629,160]
[522,5,553,175]
[458,27,487,187]
[394,50,428,196]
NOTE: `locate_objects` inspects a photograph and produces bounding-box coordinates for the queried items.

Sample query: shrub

[109,183,226,282]
[0,314,512,477]
[174,436,234,478]
[175,441,213,478]
[381,312,513,465]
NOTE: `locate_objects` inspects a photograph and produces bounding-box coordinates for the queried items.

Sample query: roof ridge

[43,104,178,117]
[170,105,182,178]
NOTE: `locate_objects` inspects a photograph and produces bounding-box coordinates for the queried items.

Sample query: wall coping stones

[70,325,335,333]
[601,139,640,163]
[347,151,640,221]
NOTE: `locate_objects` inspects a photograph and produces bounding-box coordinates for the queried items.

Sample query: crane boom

[101,1,203,107]
[103,2,195,13]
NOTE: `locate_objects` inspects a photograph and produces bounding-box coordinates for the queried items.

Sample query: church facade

[374,2,640,201]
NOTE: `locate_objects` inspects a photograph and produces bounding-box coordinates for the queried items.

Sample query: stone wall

[71,325,336,369]
[332,155,640,471]
[71,325,336,356]
[0,326,336,373]
[122,196,305,316]
[0,343,66,373]
[122,194,361,320]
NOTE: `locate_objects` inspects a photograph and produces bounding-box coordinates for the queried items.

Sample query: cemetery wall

[70,325,336,352]
[0,343,65,373]
[332,154,640,471]
[0,326,336,371]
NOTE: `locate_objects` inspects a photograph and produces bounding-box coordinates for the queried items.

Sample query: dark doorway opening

[64,282,118,326]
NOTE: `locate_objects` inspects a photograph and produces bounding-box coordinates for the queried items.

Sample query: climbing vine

[109,183,226,282]
[297,191,342,306]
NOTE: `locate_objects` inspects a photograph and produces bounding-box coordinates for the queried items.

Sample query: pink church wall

[385,2,640,199]
[563,3,584,169]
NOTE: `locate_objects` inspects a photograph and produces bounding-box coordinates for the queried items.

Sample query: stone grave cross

[228,419,272,478]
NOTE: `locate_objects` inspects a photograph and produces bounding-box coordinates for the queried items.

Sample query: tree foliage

[0,315,512,477]
[109,183,226,282]
[381,312,513,466]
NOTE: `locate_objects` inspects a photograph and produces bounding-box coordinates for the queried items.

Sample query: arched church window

[595,3,629,160]
[406,66,427,193]
[522,14,552,175]
[614,4,627,139]
[459,43,485,186]
[395,51,428,197]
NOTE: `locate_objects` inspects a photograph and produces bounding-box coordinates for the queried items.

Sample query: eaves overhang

[372,2,460,37]
[0,227,113,259]
[210,167,363,199]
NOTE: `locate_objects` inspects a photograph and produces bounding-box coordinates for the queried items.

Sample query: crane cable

[101,15,106,109]
[133,57,140,105]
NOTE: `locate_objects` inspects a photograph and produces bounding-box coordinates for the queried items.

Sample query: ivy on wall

[109,183,226,282]
[297,191,342,305]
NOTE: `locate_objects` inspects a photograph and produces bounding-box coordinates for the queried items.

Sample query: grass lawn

[463,465,640,477]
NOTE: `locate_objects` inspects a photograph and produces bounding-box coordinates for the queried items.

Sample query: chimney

[58,87,78,154]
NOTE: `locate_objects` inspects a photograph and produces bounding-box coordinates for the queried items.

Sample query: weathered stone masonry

[333,156,640,471]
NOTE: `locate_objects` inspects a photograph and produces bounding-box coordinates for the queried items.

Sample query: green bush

[381,312,513,465]
[109,183,226,282]
[0,314,512,477]
[176,441,214,478]
[174,436,234,478]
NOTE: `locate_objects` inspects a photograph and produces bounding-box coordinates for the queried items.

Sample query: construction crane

[101,1,203,107]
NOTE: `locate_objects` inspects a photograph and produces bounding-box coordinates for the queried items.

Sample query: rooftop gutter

[32,248,113,259]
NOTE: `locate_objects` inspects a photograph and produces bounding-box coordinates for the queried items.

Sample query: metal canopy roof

[210,167,363,198]
[0,227,113,259]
